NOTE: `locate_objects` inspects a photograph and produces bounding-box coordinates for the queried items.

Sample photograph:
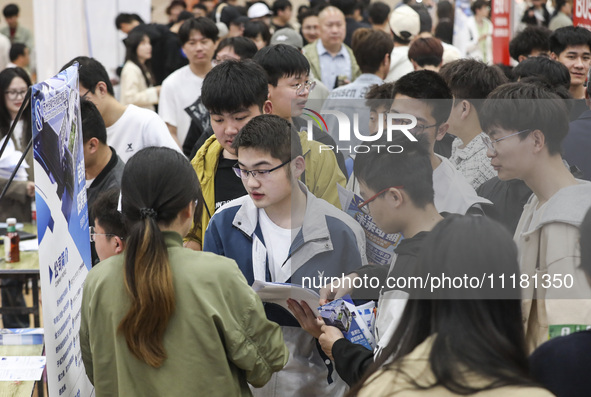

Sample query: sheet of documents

[19,238,38,251]
[252,281,321,316]
[0,356,46,381]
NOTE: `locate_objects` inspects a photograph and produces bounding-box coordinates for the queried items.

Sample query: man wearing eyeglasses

[89,189,126,263]
[204,114,366,397]
[387,70,491,215]
[185,60,346,251]
[481,82,591,351]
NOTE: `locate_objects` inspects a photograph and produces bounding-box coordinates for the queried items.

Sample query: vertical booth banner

[574,0,591,30]
[32,64,94,397]
[492,0,512,65]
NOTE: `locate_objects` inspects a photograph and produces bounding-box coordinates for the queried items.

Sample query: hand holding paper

[286,299,324,339]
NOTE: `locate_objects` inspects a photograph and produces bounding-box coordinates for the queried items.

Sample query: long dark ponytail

[118,147,200,368]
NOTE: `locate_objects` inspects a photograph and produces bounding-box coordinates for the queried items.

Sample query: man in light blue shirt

[302,6,360,91]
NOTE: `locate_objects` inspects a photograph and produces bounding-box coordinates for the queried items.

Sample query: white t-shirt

[107,104,182,163]
[432,154,491,214]
[258,208,297,283]
[158,65,204,145]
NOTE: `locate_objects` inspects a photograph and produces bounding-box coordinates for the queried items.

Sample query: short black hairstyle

[214,37,258,60]
[9,43,26,62]
[509,26,551,62]
[253,44,310,86]
[201,60,269,114]
[513,56,570,90]
[481,82,570,156]
[91,189,127,240]
[550,26,591,56]
[439,59,508,113]
[80,98,107,144]
[354,135,435,209]
[434,20,453,45]
[60,56,115,96]
[272,0,293,15]
[368,1,390,25]
[392,70,453,125]
[177,10,195,23]
[115,13,144,29]
[365,82,396,111]
[178,17,219,45]
[192,3,208,12]
[2,4,18,18]
[244,20,272,46]
[470,0,489,15]
[232,114,303,162]
[410,3,433,34]
[329,0,356,16]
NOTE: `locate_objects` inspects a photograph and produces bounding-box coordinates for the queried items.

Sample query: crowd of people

[2,0,591,396]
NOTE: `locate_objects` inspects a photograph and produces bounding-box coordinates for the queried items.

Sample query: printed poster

[32,64,94,397]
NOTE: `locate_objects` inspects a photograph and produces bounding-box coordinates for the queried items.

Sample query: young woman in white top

[120,30,160,111]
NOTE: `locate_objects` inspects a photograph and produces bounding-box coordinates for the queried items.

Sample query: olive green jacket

[80,232,288,396]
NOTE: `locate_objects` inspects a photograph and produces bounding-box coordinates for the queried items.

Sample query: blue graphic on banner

[32,65,90,271]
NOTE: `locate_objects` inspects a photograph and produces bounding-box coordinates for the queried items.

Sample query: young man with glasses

[387,70,491,214]
[89,189,126,263]
[481,82,591,351]
[185,60,346,251]
[204,114,366,397]
[289,135,443,387]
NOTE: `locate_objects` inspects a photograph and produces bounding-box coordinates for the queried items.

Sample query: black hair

[272,0,292,15]
[166,0,187,15]
[177,10,195,22]
[351,215,535,396]
[61,56,115,96]
[496,63,515,81]
[193,3,208,12]
[434,21,454,45]
[351,28,393,74]
[91,189,127,240]
[470,0,489,15]
[553,0,568,18]
[410,3,433,33]
[436,0,454,20]
[2,4,18,18]
[244,20,272,47]
[119,147,201,368]
[115,13,145,29]
[513,56,570,90]
[9,43,26,62]
[354,135,434,209]
[439,59,508,113]
[481,82,570,156]
[232,114,302,162]
[368,1,390,25]
[201,59,269,114]
[124,30,155,87]
[214,36,258,60]
[392,70,453,125]
[408,37,444,68]
[550,26,591,56]
[297,7,318,25]
[329,0,356,16]
[581,207,591,278]
[0,67,31,144]
[178,17,219,45]
[364,82,395,111]
[80,98,107,144]
[253,44,310,86]
[509,26,551,62]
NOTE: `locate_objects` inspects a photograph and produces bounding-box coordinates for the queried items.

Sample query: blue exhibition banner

[32,64,94,397]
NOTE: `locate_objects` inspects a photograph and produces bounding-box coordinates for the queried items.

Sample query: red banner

[574,0,591,30]
[492,0,511,65]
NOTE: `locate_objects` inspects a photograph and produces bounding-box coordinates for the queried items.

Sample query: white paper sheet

[252,281,321,316]
[0,356,46,381]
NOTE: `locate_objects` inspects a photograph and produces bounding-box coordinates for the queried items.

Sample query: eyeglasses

[89,226,116,243]
[81,89,91,99]
[5,89,27,100]
[294,80,316,95]
[481,129,531,154]
[391,117,437,136]
[357,186,404,215]
[232,159,291,180]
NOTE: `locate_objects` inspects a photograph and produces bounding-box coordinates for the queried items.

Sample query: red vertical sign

[491,0,511,65]
[574,0,591,30]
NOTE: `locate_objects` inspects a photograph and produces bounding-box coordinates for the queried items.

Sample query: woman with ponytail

[80,147,288,396]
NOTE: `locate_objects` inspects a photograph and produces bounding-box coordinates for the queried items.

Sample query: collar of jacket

[193,134,224,185]
[231,181,333,258]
